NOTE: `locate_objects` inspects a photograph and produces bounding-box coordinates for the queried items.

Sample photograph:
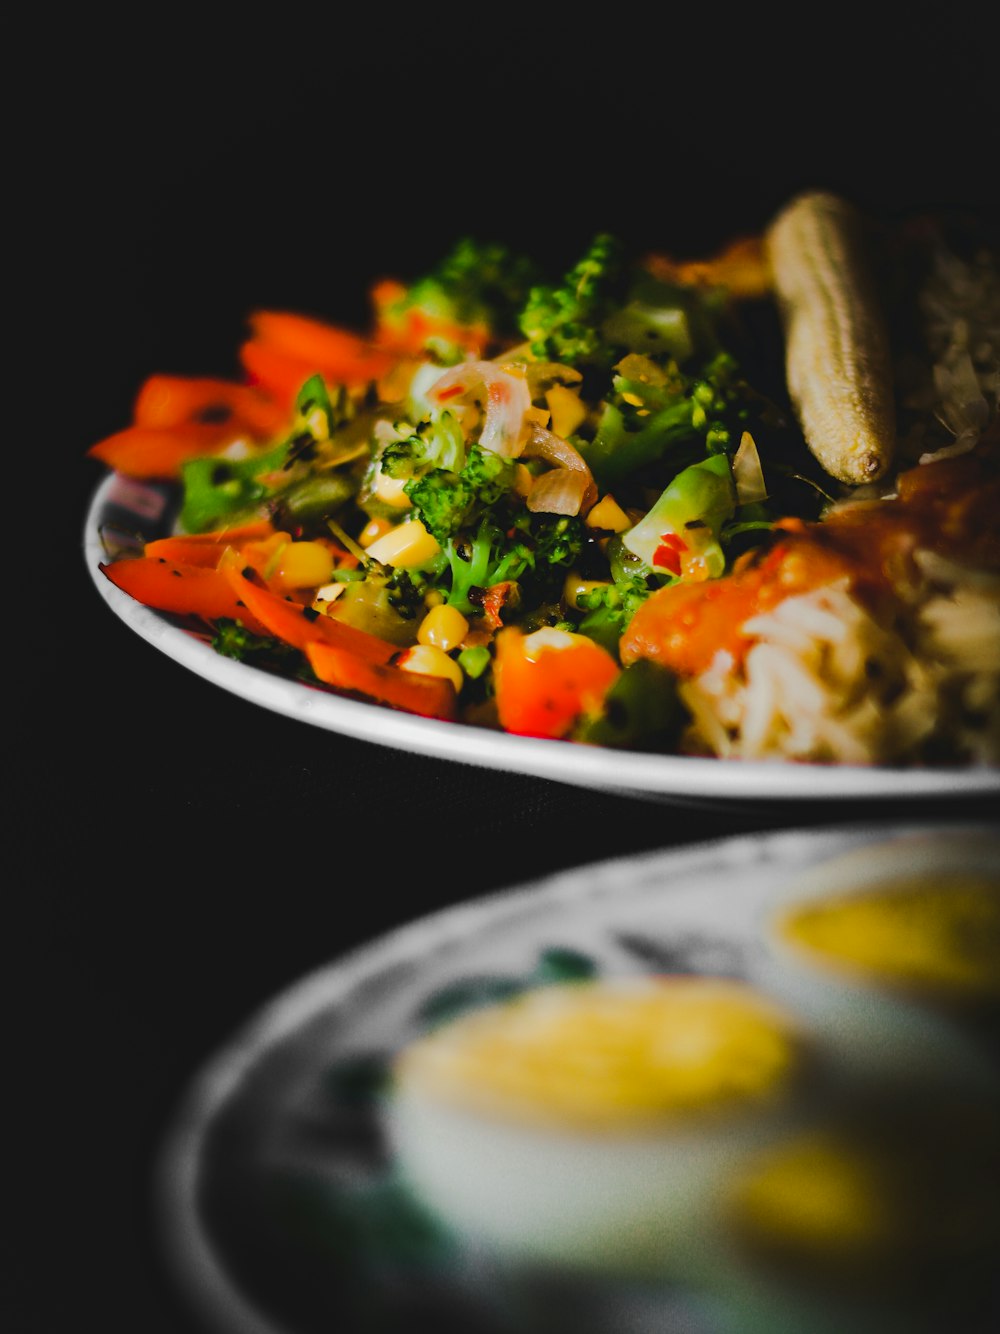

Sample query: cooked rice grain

[678,560,999,766]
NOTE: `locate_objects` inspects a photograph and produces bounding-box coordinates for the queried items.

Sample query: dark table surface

[15,13,999,1333]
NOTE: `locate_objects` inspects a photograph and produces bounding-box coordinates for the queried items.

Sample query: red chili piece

[652,532,688,574]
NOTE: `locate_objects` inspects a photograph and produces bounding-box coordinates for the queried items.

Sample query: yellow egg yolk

[778,873,1000,1001]
[392,977,806,1132]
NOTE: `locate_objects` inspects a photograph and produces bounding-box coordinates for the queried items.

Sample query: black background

[14,9,1000,1333]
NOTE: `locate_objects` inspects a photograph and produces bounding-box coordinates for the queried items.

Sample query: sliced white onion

[522,424,598,515]
[426,360,531,458]
[527,468,594,515]
[732,430,768,505]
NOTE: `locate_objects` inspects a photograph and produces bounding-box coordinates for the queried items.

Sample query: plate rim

[83,472,1000,805]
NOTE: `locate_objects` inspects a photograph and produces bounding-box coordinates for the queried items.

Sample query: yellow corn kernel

[418,603,470,652]
[545,384,587,439]
[524,405,552,429]
[513,463,534,497]
[250,531,291,580]
[498,360,528,379]
[585,494,632,532]
[397,643,463,692]
[273,540,336,590]
[563,574,613,610]
[372,463,414,508]
[359,517,394,548]
[364,519,441,568]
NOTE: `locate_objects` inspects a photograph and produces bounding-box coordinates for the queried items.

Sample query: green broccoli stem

[444,516,504,613]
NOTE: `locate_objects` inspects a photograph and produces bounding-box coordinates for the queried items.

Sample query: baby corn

[766,191,896,486]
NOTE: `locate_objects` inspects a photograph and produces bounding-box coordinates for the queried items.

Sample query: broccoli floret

[405,445,518,545]
[504,511,584,578]
[581,349,763,490]
[519,233,627,369]
[573,572,654,656]
[441,509,585,616]
[482,511,583,591]
[383,238,542,360]
[381,564,426,620]
[320,561,426,646]
[380,409,466,481]
[211,619,313,675]
[430,238,542,333]
[462,443,519,501]
[444,514,509,613]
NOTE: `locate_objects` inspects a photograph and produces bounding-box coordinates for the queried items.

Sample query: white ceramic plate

[84,473,1000,808]
[153,821,1000,1334]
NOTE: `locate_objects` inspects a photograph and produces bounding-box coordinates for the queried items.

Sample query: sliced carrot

[218,555,396,663]
[239,338,396,405]
[236,341,328,408]
[99,557,271,635]
[493,628,621,740]
[143,520,278,566]
[132,374,289,438]
[87,423,249,480]
[247,310,361,358]
[305,642,458,720]
[239,310,397,404]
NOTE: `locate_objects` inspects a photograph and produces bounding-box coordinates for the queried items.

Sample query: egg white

[745,828,1000,1097]
[385,976,814,1284]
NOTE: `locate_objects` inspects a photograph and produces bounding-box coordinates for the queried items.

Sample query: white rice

[678,561,1000,766]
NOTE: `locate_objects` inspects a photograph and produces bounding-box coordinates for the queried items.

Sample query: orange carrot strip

[87,423,248,480]
[305,641,458,720]
[493,628,621,739]
[239,337,394,407]
[247,310,394,370]
[132,374,289,438]
[218,555,396,663]
[99,557,271,635]
[143,520,277,566]
[238,339,321,407]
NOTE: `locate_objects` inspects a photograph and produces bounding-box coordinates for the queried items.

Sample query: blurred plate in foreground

[154,820,1000,1334]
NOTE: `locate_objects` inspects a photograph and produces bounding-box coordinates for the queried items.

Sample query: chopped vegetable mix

[90,200,1000,764]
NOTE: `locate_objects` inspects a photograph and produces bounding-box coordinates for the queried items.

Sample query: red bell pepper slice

[305,642,458,720]
[99,556,272,635]
[218,555,396,664]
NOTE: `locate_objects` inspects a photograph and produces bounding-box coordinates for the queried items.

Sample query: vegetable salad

[91,197,1000,762]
